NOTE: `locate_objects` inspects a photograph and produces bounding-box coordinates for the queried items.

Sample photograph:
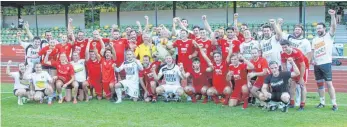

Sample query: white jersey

[312,33,334,65]
[116,60,141,82]
[30,71,52,90]
[9,72,30,90]
[240,40,260,60]
[21,42,40,66]
[71,59,86,82]
[159,64,182,86]
[260,36,282,66]
[283,34,312,55]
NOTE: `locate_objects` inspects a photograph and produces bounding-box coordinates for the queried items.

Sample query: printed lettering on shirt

[314,41,326,58]
[271,79,284,87]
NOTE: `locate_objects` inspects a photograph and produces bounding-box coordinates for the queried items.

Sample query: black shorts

[13,89,29,96]
[42,65,56,70]
[314,63,332,81]
[270,92,283,102]
[35,89,47,96]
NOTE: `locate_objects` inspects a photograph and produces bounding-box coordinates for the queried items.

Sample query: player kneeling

[29,63,54,105]
[259,58,300,112]
[152,55,185,102]
[227,54,254,109]
[181,58,210,103]
[6,61,31,105]
[114,50,144,103]
[44,52,76,104]
[140,55,162,103]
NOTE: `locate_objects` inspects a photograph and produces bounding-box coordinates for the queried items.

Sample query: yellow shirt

[135,43,157,62]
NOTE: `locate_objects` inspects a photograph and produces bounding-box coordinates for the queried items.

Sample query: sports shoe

[268,105,278,111]
[316,103,325,108]
[332,105,338,111]
[186,96,192,102]
[288,104,295,108]
[282,104,289,112]
[297,107,304,111]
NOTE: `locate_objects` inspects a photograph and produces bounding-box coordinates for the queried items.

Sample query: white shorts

[119,80,139,98]
[162,84,182,94]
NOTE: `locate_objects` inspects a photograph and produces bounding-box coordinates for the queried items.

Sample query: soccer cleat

[58,97,64,104]
[114,99,122,104]
[332,105,338,111]
[268,105,278,111]
[316,103,325,108]
[186,96,192,102]
[288,104,295,108]
[251,97,256,105]
[151,99,157,103]
[297,107,304,111]
[282,104,289,112]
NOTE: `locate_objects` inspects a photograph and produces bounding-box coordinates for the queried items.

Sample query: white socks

[320,97,325,105]
[115,88,122,103]
[331,99,337,106]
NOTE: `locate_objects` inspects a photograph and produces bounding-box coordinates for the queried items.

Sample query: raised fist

[144,15,149,20]
[234,13,238,18]
[277,18,283,25]
[202,15,207,20]
[69,18,73,23]
[136,21,141,26]
[328,9,336,15]
[269,19,276,25]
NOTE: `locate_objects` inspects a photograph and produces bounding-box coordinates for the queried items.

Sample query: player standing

[311,9,338,111]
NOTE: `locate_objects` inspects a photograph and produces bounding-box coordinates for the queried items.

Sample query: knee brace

[316,81,324,90]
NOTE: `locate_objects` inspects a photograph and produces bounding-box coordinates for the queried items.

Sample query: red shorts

[145,79,156,96]
[253,76,265,88]
[231,85,243,100]
[87,79,102,88]
[193,84,204,94]
[292,69,308,83]
[214,85,227,95]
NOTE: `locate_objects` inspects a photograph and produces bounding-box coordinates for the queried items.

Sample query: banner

[1,45,25,62]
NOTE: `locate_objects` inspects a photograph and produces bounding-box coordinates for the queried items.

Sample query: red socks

[202,95,208,104]
[300,102,305,108]
[223,94,230,105]
[242,92,249,109]
[290,100,295,105]
[212,95,219,104]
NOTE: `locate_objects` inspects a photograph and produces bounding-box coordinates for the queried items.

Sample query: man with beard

[311,9,338,111]
[259,19,282,69]
[277,22,312,107]
[139,55,161,102]
[68,18,88,59]
[134,33,158,62]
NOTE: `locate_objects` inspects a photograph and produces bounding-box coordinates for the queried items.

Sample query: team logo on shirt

[80,44,84,47]
[258,64,261,68]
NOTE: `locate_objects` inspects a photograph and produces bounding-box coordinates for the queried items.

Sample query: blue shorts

[314,63,332,81]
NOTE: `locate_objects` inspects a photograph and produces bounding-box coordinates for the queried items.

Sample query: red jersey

[89,38,110,55]
[136,33,143,46]
[188,68,208,86]
[111,38,129,66]
[197,39,212,70]
[218,39,241,57]
[51,61,74,82]
[189,33,200,41]
[56,43,72,60]
[251,57,269,74]
[86,59,102,81]
[237,33,245,43]
[281,48,308,69]
[139,61,161,84]
[38,46,60,66]
[173,39,196,67]
[73,39,88,59]
[229,63,248,86]
[212,61,229,94]
[101,58,116,83]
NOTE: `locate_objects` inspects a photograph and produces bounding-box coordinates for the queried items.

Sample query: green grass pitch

[1,83,347,127]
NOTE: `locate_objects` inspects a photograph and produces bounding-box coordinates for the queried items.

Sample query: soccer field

[1,83,346,127]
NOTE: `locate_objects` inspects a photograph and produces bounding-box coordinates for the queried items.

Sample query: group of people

[6,9,338,112]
